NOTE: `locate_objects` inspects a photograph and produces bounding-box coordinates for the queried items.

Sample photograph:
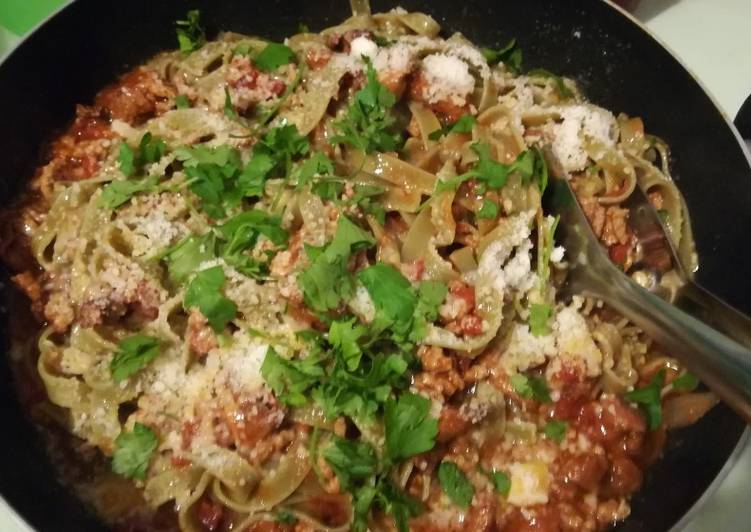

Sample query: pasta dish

[2,2,717,531]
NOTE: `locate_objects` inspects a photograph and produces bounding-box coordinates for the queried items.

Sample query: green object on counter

[0,0,66,35]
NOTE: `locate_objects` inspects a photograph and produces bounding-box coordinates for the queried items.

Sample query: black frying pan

[0,1,749,530]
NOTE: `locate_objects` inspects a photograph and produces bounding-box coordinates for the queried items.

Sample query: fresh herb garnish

[276,510,297,524]
[528,68,574,99]
[428,114,477,141]
[112,423,158,480]
[482,38,522,74]
[487,470,511,495]
[323,436,378,490]
[175,94,191,109]
[117,132,167,178]
[110,334,161,383]
[261,347,325,406]
[477,198,499,219]
[542,420,568,443]
[510,373,552,403]
[529,302,553,337]
[672,371,699,391]
[100,176,159,209]
[175,10,205,54]
[161,233,216,285]
[254,42,297,72]
[384,392,438,463]
[297,216,374,314]
[624,369,666,430]
[183,266,237,332]
[330,58,402,153]
[438,461,475,508]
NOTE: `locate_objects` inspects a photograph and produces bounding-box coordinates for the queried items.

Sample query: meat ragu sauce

[0,5,715,532]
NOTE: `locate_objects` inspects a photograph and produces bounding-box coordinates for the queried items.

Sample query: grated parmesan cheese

[349,36,378,60]
[421,53,475,105]
[549,104,617,174]
[548,306,603,379]
[500,322,556,375]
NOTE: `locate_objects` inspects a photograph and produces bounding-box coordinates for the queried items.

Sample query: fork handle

[591,272,751,424]
[674,282,751,349]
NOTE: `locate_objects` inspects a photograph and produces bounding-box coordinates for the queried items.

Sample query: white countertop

[0,1,749,530]
[632,1,751,530]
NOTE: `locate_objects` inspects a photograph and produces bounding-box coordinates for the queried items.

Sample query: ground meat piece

[459,314,484,336]
[464,492,497,531]
[11,271,44,317]
[595,498,630,527]
[44,290,75,333]
[246,521,294,532]
[600,456,643,497]
[601,206,631,246]
[558,452,609,492]
[503,506,561,532]
[305,46,333,70]
[408,71,470,123]
[226,56,286,111]
[187,310,218,357]
[196,497,224,532]
[378,69,409,99]
[576,396,646,456]
[95,67,174,124]
[579,197,606,239]
[220,389,285,452]
[414,346,464,399]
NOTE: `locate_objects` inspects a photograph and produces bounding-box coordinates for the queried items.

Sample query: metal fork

[545,178,751,423]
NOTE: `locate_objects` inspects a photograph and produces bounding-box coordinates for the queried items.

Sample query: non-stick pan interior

[0,1,748,530]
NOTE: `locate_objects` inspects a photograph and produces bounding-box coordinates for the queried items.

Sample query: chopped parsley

[672,371,699,391]
[527,68,574,99]
[438,461,475,508]
[112,423,158,480]
[175,10,205,53]
[276,510,297,524]
[428,114,477,141]
[330,58,402,153]
[510,373,552,403]
[183,266,237,332]
[435,143,546,194]
[486,470,511,495]
[297,216,374,314]
[542,420,568,443]
[624,369,666,430]
[477,198,499,219]
[261,347,325,407]
[384,392,438,463]
[175,94,191,109]
[323,436,378,490]
[110,334,161,383]
[161,234,216,285]
[529,302,553,337]
[100,176,159,209]
[482,38,522,74]
[254,42,297,72]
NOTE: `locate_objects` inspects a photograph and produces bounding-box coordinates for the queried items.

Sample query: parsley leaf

[487,470,511,495]
[110,334,161,383]
[276,510,296,524]
[529,302,553,337]
[358,263,417,330]
[330,58,402,153]
[223,87,239,120]
[117,133,167,178]
[162,233,216,285]
[175,94,191,109]
[543,420,568,443]
[510,374,552,403]
[672,372,699,391]
[428,114,477,141]
[438,461,474,508]
[100,175,159,209]
[624,369,666,430]
[254,42,297,72]
[176,10,205,53]
[298,216,374,314]
[477,198,499,219]
[482,38,522,74]
[323,436,378,490]
[183,266,237,332]
[329,318,367,371]
[261,347,325,406]
[528,68,574,99]
[112,423,158,480]
[294,152,336,186]
[384,392,438,463]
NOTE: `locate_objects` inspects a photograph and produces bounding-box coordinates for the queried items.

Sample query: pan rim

[0,1,748,530]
